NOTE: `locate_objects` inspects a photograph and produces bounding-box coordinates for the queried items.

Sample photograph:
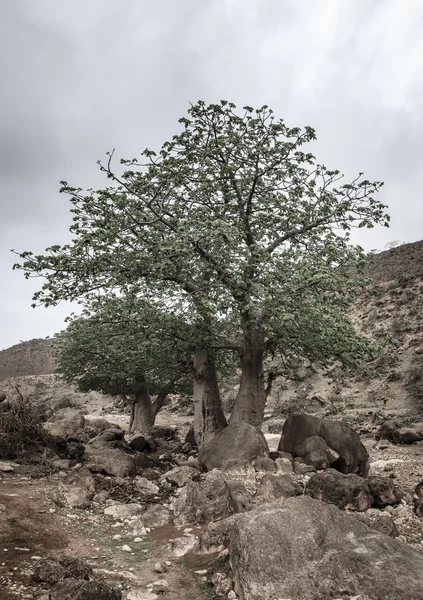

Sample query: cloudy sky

[0,0,422,350]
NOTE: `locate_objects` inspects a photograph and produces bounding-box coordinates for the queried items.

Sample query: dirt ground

[0,465,221,600]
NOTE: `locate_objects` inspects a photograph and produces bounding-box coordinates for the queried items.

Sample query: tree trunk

[193,348,227,447]
[229,327,266,427]
[152,392,167,420]
[130,383,154,434]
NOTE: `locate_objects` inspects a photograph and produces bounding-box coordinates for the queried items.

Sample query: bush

[0,394,53,459]
[406,359,423,411]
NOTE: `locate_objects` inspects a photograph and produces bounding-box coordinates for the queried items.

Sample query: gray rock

[279,413,369,476]
[305,468,373,511]
[84,448,135,477]
[141,505,171,528]
[199,422,269,471]
[293,435,339,470]
[253,457,275,473]
[206,496,423,600]
[61,468,95,509]
[274,457,293,475]
[257,474,301,502]
[104,503,142,520]
[162,465,198,487]
[367,475,403,507]
[128,434,148,451]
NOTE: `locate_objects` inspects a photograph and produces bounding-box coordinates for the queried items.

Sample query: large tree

[55,295,195,434]
[14,101,389,429]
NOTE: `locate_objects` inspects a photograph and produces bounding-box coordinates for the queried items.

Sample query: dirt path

[0,466,219,600]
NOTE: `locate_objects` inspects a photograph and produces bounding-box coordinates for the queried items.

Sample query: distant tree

[14,100,389,431]
[55,295,194,434]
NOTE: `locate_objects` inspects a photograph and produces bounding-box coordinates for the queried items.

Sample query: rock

[134,476,159,495]
[375,419,400,442]
[66,441,85,460]
[415,480,423,502]
[274,457,293,475]
[168,533,199,557]
[257,474,301,502]
[150,579,169,593]
[52,459,72,471]
[0,461,14,472]
[128,434,148,451]
[293,457,316,475]
[141,505,171,528]
[279,413,369,476]
[127,592,158,600]
[206,496,423,600]
[85,448,135,477]
[141,468,160,481]
[93,491,109,503]
[393,428,423,444]
[49,408,87,442]
[211,572,233,597]
[253,457,275,472]
[305,468,373,512]
[354,510,399,537]
[104,503,142,520]
[122,544,132,552]
[151,425,177,440]
[61,468,95,509]
[173,471,234,526]
[367,475,402,507]
[162,466,199,487]
[222,459,256,480]
[0,391,6,402]
[48,578,122,599]
[293,435,339,470]
[267,420,284,434]
[154,561,167,573]
[198,422,269,471]
[184,425,197,448]
[369,458,404,475]
[33,559,67,584]
[129,518,147,537]
[226,480,253,513]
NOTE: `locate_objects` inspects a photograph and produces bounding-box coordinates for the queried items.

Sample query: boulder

[61,468,95,509]
[376,420,423,445]
[104,503,142,520]
[173,471,234,525]
[84,448,135,477]
[198,422,269,471]
[293,435,339,470]
[367,475,402,507]
[375,419,400,442]
[141,505,171,528]
[279,413,369,476]
[393,427,423,444]
[128,434,148,452]
[162,466,199,487]
[205,496,423,600]
[252,457,275,473]
[305,468,373,511]
[257,474,301,502]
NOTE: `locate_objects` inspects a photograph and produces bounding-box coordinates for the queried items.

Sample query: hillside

[0,338,56,381]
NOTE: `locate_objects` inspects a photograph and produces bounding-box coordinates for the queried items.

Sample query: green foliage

[55,295,194,397]
[14,100,390,375]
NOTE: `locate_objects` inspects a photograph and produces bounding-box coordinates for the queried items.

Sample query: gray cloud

[1,0,422,348]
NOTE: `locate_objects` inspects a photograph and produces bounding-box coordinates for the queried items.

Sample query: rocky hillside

[264,239,423,425]
[0,338,56,381]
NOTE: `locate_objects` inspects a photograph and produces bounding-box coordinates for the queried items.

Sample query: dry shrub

[406,358,423,411]
[0,393,53,459]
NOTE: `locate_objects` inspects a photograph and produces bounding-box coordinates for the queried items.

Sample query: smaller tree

[55,295,194,434]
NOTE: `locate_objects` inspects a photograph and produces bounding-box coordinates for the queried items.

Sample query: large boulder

[198,422,269,471]
[305,468,373,512]
[279,413,369,476]
[293,435,339,470]
[376,419,423,445]
[84,448,135,477]
[205,496,423,600]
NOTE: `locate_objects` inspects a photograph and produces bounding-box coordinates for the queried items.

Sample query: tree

[13,101,389,430]
[55,295,194,434]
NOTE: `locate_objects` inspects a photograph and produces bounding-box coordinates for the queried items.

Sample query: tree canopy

[14,100,389,428]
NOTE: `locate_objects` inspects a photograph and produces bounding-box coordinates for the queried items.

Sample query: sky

[1,0,422,350]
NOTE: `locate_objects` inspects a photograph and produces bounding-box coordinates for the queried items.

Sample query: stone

[205,496,423,600]
[252,457,275,472]
[305,469,373,512]
[293,435,339,470]
[293,457,316,475]
[134,477,159,495]
[173,471,234,526]
[33,559,67,584]
[52,459,72,471]
[122,545,132,552]
[279,413,369,476]
[274,457,293,475]
[221,459,256,480]
[85,448,135,477]
[376,420,423,445]
[104,503,142,520]
[226,480,253,513]
[141,505,171,528]
[162,465,198,487]
[150,579,169,593]
[127,591,158,600]
[367,475,403,507]
[393,428,423,444]
[267,420,284,434]
[66,441,85,460]
[168,533,199,557]
[129,518,147,537]
[211,572,233,597]
[154,561,167,573]
[375,419,400,442]
[61,467,95,509]
[48,578,122,599]
[257,474,301,502]
[198,422,269,471]
[0,461,14,472]
[128,434,148,451]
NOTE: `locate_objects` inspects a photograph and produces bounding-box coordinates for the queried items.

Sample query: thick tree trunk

[152,392,167,420]
[229,327,266,427]
[130,383,155,434]
[193,348,227,447]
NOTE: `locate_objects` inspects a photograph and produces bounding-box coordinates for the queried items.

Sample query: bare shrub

[0,391,53,459]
